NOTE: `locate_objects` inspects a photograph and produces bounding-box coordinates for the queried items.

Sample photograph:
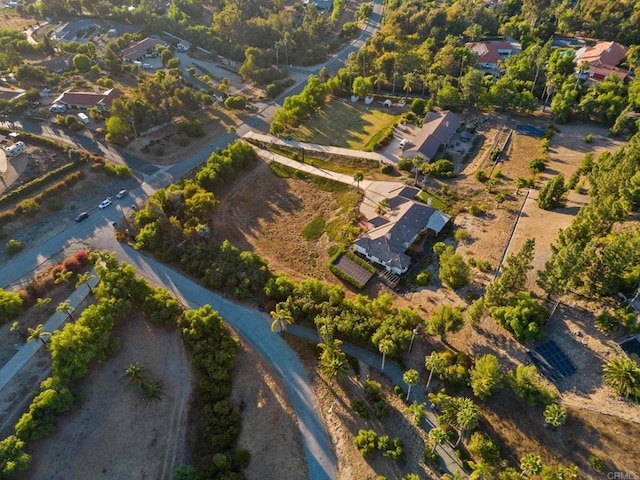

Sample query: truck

[77,112,90,124]
[4,141,26,157]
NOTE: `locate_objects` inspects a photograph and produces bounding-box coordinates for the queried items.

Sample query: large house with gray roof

[354,185,450,275]
[403,110,461,162]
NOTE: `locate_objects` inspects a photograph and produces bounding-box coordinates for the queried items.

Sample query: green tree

[425,351,447,391]
[403,369,419,401]
[0,435,30,477]
[54,269,74,289]
[72,53,91,73]
[425,305,464,344]
[428,427,448,453]
[437,245,470,290]
[469,354,503,400]
[454,397,479,447]
[26,324,51,347]
[318,337,351,384]
[490,292,547,341]
[469,460,495,480]
[537,174,568,210]
[378,338,395,371]
[270,304,294,333]
[56,300,75,321]
[543,403,567,427]
[352,76,373,98]
[353,171,364,190]
[520,453,543,478]
[603,357,640,400]
[75,272,97,294]
[485,237,535,307]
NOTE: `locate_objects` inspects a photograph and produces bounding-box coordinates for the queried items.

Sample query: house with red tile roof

[574,41,630,84]
[466,41,516,75]
[51,88,122,111]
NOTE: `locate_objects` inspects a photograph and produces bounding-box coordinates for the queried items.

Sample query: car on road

[116,189,128,199]
[75,212,89,222]
[98,197,113,209]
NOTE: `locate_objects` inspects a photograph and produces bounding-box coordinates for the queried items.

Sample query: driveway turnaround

[117,244,337,480]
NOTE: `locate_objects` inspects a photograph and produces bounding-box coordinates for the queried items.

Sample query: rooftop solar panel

[527,340,576,383]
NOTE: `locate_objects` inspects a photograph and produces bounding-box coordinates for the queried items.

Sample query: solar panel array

[333,255,375,287]
[527,340,576,383]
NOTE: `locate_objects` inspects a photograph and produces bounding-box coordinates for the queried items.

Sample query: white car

[98,197,113,209]
[142,63,154,69]
[116,189,128,199]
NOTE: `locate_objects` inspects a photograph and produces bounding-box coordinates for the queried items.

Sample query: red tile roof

[575,41,628,68]
[466,42,514,65]
[53,88,122,108]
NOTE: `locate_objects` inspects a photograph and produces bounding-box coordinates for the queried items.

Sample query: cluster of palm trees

[124,362,165,403]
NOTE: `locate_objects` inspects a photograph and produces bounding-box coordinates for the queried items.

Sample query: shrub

[5,239,24,254]
[469,203,487,216]
[595,311,620,334]
[373,400,389,419]
[351,399,369,418]
[589,455,604,472]
[410,98,427,117]
[364,377,382,402]
[397,158,413,171]
[422,159,455,178]
[454,228,470,243]
[493,168,505,179]
[584,134,593,143]
[416,271,430,286]
[266,82,284,98]
[18,198,40,216]
[468,432,501,464]
[529,157,546,173]
[381,437,404,461]
[380,164,394,174]
[224,96,246,109]
[354,429,378,456]
[0,289,23,324]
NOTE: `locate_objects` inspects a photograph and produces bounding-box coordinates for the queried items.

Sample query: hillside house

[354,185,450,275]
[121,37,167,62]
[574,41,630,85]
[51,88,122,111]
[466,42,516,75]
[403,110,461,162]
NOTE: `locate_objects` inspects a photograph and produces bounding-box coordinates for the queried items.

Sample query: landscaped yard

[293,100,400,150]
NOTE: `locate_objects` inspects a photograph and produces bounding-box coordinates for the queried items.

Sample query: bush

[5,239,24,254]
[529,157,546,173]
[364,377,382,402]
[416,271,430,286]
[354,429,378,456]
[380,164,394,174]
[468,432,501,464]
[584,134,593,143]
[397,158,413,171]
[422,159,455,178]
[595,311,620,334]
[224,96,246,109]
[589,455,604,472]
[18,198,40,216]
[454,228,470,243]
[410,98,427,117]
[266,82,284,98]
[373,400,389,419]
[351,399,369,418]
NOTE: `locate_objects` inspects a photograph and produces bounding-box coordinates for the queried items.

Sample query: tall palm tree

[428,427,448,453]
[318,338,351,384]
[56,300,75,321]
[353,171,364,191]
[35,297,52,310]
[378,338,395,372]
[603,357,640,399]
[403,72,416,98]
[374,71,387,93]
[520,453,543,478]
[54,269,74,289]
[26,324,51,347]
[403,369,419,401]
[424,351,447,391]
[454,397,479,447]
[75,272,97,294]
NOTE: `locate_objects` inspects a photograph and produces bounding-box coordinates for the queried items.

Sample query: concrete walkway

[288,324,465,478]
[0,273,99,392]
[243,131,394,165]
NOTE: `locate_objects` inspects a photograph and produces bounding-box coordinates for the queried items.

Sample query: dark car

[75,212,89,222]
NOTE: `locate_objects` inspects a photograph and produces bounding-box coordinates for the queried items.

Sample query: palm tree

[374,71,387,93]
[378,338,395,372]
[35,297,52,310]
[424,351,447,391]
[392,71,398,94]
[454,398,479,447]
[56,300,75,321]
[75,272,97,294]
[54,269,74,289]
[125,362,148,386]
[353,171,364,191]
[603,357,640,399]
[520,453,543,478]
[141,380,165,403]
[428,427,448,453]
[403,369,419,401]
[10,321,27,340]
[26,324,51,347]
[403,72,415,98]
[270,305,294,333]
[376,199,391,215]
[318,338,351,384]
[469,461,496,480]
[412,155,423,184]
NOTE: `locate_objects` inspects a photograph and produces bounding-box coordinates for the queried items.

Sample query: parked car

[142,63,154,69]
[116,189,128,199]
[49,103,67,113]
[75,212,89,222]
[98,197,113,209]
[399,139,408,149]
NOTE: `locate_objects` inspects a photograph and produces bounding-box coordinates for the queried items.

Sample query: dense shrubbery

[0,289,23,324]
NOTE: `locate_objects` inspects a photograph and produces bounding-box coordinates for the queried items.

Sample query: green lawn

[293,100,400,151]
